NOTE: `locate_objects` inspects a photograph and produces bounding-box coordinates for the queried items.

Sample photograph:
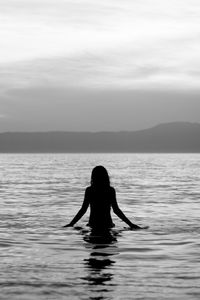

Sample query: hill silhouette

[0,122,200,153]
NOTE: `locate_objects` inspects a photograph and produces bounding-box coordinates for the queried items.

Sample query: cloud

[0,0,200,90]
[1,35,200,92]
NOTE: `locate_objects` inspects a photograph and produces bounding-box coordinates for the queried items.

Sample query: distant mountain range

[0,122,200,153]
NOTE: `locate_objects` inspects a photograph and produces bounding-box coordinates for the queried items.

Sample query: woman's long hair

[90,166,110,187]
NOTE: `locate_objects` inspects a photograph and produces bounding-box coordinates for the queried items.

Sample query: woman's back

[86,185,115,228]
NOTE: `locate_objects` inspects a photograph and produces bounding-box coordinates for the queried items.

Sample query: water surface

[0,154,200,299]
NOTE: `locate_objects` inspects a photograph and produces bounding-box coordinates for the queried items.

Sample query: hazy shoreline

[0,122,200,153]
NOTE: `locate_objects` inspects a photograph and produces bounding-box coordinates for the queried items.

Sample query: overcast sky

[0,0,200,132]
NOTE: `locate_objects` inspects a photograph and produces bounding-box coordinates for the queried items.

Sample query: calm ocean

[0,153,200,300]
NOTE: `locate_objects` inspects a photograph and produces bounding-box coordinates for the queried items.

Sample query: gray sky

[0,0,200,131]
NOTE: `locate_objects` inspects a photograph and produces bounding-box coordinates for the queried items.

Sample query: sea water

[0,153,200,300]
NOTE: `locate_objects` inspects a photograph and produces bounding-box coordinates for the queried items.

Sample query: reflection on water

[79,228,119,299]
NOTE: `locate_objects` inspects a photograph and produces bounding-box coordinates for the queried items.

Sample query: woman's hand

[130,224,149,230]
[130,223,142,230]
[63,223,73,227]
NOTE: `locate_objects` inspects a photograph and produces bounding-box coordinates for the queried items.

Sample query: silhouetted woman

[64,166,141,229]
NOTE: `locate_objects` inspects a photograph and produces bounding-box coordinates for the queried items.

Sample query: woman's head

[91,166,110,187]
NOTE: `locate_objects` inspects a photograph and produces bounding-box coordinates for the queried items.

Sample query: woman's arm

[63,188,90,227]
[111,188,141,229]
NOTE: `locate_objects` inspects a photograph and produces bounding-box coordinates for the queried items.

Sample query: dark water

[0,153,200,299]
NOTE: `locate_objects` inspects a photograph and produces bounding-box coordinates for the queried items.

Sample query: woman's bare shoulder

[85,186,92,192]
[110,186,116,193]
